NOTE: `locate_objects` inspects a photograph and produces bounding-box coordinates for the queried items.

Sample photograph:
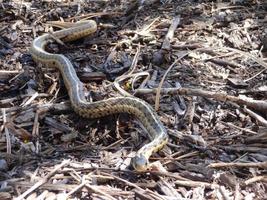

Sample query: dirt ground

[1,0,267,199]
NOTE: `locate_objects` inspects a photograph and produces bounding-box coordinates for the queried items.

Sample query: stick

[208,161,267,169]
[15,160,70,200]
[136,87,267,113]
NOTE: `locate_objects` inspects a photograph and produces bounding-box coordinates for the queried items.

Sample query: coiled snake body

[30,20,168,171]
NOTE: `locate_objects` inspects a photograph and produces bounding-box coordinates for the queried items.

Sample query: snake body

[30,20,168,171]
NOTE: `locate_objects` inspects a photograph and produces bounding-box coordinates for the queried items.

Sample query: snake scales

[29,20,168,171]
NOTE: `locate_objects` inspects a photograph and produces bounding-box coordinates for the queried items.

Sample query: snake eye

[131,154,149,171]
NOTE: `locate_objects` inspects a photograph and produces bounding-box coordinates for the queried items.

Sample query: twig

[220,121,258,135]
[243,107,267,127]
[208,161,267,169]
[218,186,232,200]
[60,165,189,181]
[207,58,242,69]
[218,145,267,153]
[66,181,87,197]
[101,172,165,200]
[244,68,267,82]
[85,184,117,200]
[2,109,11,157]
[134,190,156,200]
[68,11,122,21]
[155,53,188,111]
[175,180,218,189]
[161,16,180,51]
[9,181,133,196]
[21,92,39,107]
[101,138,129,150]
[127,44,140,75]
[211,5,246,13]
[136,87,267,113]
[0,102,71,121]
[245,176,267,185]
[220,47,267,70]
[14,159,70,200]
[175,45,267,82]
[0,93,50,105]
[0,70,22,74]
[162,151,198,165]
[112,45,144,97]
[152,16,180,67]
[100,172,143,191]
[113,71,150,97]
[32,110,40,138]
[64,174,117,200]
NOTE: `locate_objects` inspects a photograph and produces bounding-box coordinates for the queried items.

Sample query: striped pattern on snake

[29,20,168,171]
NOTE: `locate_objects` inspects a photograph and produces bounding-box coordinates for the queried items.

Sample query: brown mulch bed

[1,0,267,199]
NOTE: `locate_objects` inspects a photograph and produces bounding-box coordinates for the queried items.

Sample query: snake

[29,20,168,171]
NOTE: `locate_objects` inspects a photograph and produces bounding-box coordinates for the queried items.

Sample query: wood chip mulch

[0,0,267,199]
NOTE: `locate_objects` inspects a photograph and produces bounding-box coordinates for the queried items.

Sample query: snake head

[131,154,149,171]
